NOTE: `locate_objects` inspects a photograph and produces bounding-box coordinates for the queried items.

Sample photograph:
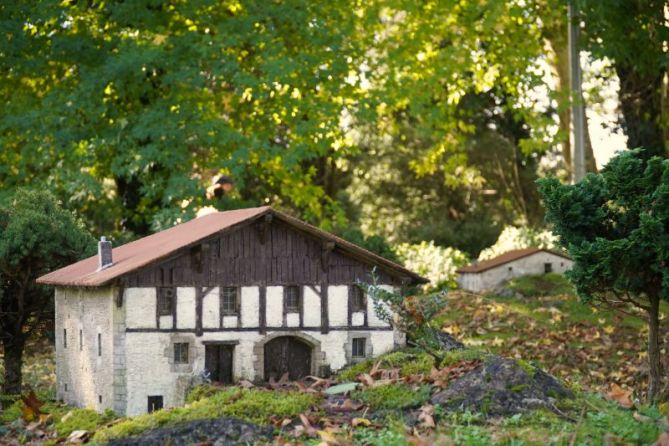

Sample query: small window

[174,342,189,364]
[544,263,553,273]
[64,383,68,392]
[98,395,102,403]
[97,333,102,357]
[157,287,175,316]
[351,286,367,312]
[63,329,67,349]
[221,287,239,315]
[147,395,163,413]
[79,329,83,351]
[284,286,300,312]
[352,338,366,358]
[508,266,513,272]
[560,262,564,267]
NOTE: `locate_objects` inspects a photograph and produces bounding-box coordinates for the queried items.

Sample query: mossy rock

[431,355,572,417]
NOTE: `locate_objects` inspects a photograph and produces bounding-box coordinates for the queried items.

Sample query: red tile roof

[37,206,427,287]
[456,248,571,274]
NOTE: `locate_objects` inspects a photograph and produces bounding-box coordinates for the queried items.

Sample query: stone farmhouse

[36,207,426,416]
[457,248,572,292]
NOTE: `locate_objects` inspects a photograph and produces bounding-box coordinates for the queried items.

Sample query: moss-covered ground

[1,276,667,445]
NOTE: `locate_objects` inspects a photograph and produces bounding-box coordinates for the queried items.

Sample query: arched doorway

[263,336,312,381]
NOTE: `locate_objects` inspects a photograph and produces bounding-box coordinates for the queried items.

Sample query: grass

[352,383,432,411]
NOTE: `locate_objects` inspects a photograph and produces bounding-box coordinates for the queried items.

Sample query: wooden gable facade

[121,215,402,288]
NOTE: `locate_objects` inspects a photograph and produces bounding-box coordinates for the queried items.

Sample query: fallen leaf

[351,417,371,427]
[317,428,340,445]
[607,383,634,409]
[652,432,669,446]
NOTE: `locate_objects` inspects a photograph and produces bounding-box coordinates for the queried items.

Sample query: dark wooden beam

[259,286,267,334]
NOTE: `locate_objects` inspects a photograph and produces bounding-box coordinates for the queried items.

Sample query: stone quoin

[37,207,427,416]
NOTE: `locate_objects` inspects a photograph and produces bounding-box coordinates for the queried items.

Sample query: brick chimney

[98,236,113,271]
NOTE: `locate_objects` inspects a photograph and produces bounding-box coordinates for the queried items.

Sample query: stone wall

[458,252,573,292]
[55,287,117,412]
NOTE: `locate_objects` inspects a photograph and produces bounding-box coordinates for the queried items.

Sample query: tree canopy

[0,189,95,394]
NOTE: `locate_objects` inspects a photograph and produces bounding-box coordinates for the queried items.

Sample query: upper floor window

[221,287,239,315]
[351,286,367,312]
[284,286,301,313]
[174,343,189,364]
[157,287,175,316]
[63,329,67,349]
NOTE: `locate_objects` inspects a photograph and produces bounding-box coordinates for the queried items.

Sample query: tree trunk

[1,335,26,395]
[545,21,598,175]
[647,294,662,402]
[615,63,666,158]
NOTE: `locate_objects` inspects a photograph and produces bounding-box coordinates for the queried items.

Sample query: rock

[103,417,273,446]
[67,430,90,444]
[430,330,465,351]
[431,355,572,417]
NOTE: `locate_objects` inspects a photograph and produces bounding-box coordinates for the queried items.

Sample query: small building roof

[37,206,428,287]
[456,247,571,274]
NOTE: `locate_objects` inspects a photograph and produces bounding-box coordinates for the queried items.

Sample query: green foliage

[504,273,575,298]
[394,242,469,289]
[339,228,400,263]
[94,388,319,443]
[352,383,431,411]
[0,0,371,234]
[353,426,408,446]
[361,279,449,361]
[0,189,95,393]
[539,150,669,304]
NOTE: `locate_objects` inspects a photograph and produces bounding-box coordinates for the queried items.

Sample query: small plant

[358,272,450,362]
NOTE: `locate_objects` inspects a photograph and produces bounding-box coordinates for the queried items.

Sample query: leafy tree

[577,0,668,157]
[538,149,668,401]
[0,0,368,235]
[0,190,95,395]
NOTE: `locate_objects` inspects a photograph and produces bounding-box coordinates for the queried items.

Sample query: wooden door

[264,336,312,381]
[205,344,234,384]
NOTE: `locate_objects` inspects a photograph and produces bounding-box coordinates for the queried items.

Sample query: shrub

[395,241,469,289]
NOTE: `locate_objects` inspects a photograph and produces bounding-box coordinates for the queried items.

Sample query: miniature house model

[456,248,572,292]
[37,207,426,416]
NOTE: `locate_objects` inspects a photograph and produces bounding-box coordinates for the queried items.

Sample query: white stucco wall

[302,286,321,327]
[55,286,117,412]
[327,285,348,326]
[125,288,156,329]
[202,287,219,329]
[266,286,283,327]
[240,286,259,327]
[176,288,196,329]
[458,252,573,292]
